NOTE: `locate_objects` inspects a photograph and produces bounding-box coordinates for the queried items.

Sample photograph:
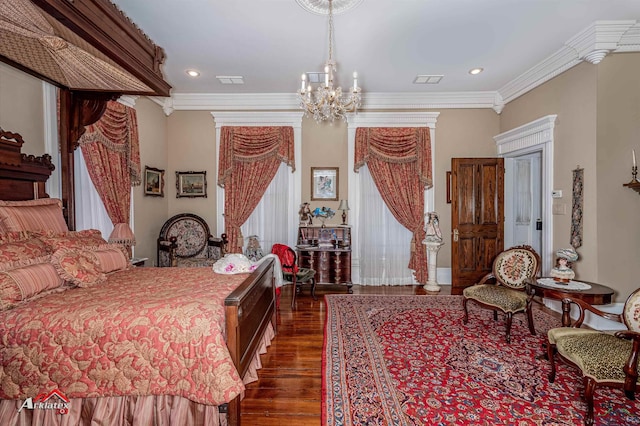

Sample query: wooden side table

[131,257,148,267]
[526,277,615,326]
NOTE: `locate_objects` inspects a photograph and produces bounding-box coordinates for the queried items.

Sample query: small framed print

[176,171,207,198]
[144,166,164,197]
[311,167,338,201]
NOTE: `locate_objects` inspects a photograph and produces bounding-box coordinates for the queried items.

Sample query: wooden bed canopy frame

[0,0,172,229]
[0,3,278,425]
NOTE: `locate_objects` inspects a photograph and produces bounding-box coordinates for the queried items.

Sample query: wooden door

[451,158,504,289]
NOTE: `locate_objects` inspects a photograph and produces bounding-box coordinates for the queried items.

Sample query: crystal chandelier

[298,0,361,122]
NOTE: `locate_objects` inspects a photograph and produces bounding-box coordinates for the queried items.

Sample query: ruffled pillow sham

[51,248,106,288]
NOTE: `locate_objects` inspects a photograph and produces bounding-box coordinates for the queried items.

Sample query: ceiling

[110,0,640,103]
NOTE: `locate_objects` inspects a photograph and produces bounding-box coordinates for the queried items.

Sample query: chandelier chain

[296,0,361,122]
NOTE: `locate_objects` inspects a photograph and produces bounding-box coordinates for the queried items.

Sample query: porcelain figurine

[550,247,579,282]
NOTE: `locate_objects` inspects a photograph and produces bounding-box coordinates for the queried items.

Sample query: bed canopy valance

[0,0,172,228]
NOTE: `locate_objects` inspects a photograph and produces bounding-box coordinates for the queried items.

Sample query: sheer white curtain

[358,165,415,285]
[73,149,114,239]
[240,162,290,255]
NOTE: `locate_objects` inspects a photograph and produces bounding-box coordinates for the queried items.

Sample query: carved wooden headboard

[0,129,55,201]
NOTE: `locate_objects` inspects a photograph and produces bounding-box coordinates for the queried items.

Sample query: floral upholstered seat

[546,288,640,426]
[462,245,541,343]
[157,213,226,267]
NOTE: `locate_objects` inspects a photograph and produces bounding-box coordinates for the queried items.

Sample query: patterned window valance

[218,126,295,188]
[354,127,432,189]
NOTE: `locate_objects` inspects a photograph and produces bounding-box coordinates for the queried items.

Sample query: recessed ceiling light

[469,68,484,75]
[186,70,200,77]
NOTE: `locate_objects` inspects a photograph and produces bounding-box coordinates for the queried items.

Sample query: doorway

[504,152,542,256]
[495,115,556,274]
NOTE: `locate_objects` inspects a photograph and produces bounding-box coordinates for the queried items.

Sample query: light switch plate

[552,204,567,215]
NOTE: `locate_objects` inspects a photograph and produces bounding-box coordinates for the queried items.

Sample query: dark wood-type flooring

[241,284,561,425]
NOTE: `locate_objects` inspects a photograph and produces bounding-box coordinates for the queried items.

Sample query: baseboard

[543,299,625,331]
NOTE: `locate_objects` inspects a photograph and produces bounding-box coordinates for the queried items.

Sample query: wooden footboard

[224,258,277,426]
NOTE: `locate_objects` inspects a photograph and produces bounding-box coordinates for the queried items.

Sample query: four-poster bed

[0,130,277,425]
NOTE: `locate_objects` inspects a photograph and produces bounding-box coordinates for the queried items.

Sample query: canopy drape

[354,127,432,283]
[218,126,294,253]
[78,101,141,227]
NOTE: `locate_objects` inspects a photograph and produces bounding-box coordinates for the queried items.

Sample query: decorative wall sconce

[623,149,640,194]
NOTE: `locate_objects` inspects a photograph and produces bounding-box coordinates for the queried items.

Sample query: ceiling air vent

[413,75,443,84]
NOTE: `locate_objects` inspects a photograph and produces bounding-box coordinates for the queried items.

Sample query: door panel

[451,158,504,289]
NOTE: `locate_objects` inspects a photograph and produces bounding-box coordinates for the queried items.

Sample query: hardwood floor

[240,283,446,425]
[241,283,559,425]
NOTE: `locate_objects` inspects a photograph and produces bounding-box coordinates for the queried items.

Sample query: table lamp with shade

[108,222,136,257]
[338,199,350,226]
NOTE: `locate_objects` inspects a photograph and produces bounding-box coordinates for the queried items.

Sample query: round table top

[526,277,615,304]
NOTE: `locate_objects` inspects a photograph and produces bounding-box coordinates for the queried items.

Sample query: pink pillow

[0,256,64,310]
[51,248,106,288]
[0,199,68,233]
[0,231,30,244]
[0,238,49,263]
[32,229,107,252]
[86,245,130,273]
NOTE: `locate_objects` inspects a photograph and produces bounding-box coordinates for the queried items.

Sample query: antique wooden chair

[462,245,541,343]
[546,289,640,426]
[271,243,316,308]
[157,213,226,267]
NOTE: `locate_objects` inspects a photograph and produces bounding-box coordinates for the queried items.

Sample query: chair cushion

[553,331,638,384]
[463,284,528,313]
[494,248,538,289]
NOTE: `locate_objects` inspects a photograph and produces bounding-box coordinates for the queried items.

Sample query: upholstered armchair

[157,213,227,267]
[547,289,640,426]
[462,245,541,343]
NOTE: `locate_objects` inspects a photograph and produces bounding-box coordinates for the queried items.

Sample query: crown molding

[498,20,639,104]
[152,91,502,116]
[146,20,639,116]
[117,95,139,108]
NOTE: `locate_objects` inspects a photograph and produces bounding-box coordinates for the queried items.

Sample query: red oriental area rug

[322,295,640,426]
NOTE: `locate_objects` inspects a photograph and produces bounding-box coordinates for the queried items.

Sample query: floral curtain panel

[78,101,141,226]
[354,127,432,284]
[218,126,295,253]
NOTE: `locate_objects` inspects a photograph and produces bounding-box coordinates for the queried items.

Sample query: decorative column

[423,212,444,292]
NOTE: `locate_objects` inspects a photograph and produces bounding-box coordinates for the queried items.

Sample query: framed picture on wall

[311,167,338,201]
[176,171,207,198]
[144,166,164,197]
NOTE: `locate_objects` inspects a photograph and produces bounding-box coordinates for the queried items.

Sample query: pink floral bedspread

[0,267,252,405]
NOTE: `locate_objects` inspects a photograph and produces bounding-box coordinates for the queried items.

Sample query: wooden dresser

[296,225,352,293]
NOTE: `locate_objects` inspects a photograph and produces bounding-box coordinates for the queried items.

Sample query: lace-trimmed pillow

[85,244,131,274]
[0,199,68,233]
[51,248,106,288]
[0,255,64,311]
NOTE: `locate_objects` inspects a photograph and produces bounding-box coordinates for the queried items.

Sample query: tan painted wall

[301,116,348,227]
[499,57,640,302]
[0,62,45,155]
[133,97,169,265]
[595,53,640,301]
[167,111,218,234]
[431,109,501,266]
